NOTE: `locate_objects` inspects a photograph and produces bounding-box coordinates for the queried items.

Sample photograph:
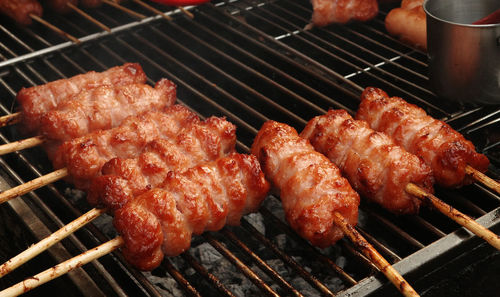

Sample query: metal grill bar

[203,233,280,297]
[235,0,436,100]
[0,0,499,296]
[238,219,335,296]
[181,252,237,297]
[221,228,306,297]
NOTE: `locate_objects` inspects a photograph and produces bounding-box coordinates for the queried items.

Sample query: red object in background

[149,0,210,6]
[473,8,500,24]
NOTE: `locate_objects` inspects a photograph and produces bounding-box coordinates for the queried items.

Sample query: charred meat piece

[251,121,360,248]
[17,63,146,134]
[52,105,198,189]
[301,109,434,214]
[357,87,489,188]
[310,0,378,26]
[0,0,43,25]
[88,116,237,212]
[114,153,270,271]
[40,79,176,142]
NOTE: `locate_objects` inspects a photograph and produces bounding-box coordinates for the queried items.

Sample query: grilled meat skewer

[52,105,197,189]
[301,109,434,214]
[88,116,237,212]
[310,0,378,27]
[17,63,146,134]
[385,0,426,50]
[114,152,270,270]
[357,87,489,188]
[251,120,360,247]
[40,78,176,142]
[0,0,43,25]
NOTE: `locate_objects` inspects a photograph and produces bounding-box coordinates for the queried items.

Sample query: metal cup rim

[423,0,500,28]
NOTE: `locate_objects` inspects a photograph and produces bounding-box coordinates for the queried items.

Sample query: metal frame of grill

[0,1,499,296]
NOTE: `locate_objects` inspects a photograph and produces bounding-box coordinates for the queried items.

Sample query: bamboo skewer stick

[0,207,106,278]
[3,169,499,282]
[0,136,44,156]
[406,183,500,250]
[0,112,21,128]
[0,236,124,297]
[29,14,81,44]
[131,0,172,21]
[0,168,68,205]
[331,212,420,297]
[102,0,146,19]
[67,2,112,32]
[0,213,419,297]
[177,6,194,19]
[465,165,500,196]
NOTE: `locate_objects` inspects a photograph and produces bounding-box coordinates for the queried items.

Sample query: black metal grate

[0,1,499,296]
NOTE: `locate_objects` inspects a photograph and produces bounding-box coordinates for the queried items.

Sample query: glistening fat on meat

[88,116,237,212]
[301,109,434,214]
[310,0,378,27]
[251,121,360,248]
[39,78,177,142]
[357,87,489,188]
[114,153,270,271]
[16,63,147,134]
[384,0,427,50]
[52,105,199,189]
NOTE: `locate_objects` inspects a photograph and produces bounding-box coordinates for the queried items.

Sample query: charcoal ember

[289,277,316,297]
[262,197,285,221]
[273,234,287,250]
[335,256,347,269]
[63,187,86,204]
[266,258,290,277]
[191,242,260,296]
[195,242,223,270]
[324,275,344,292]
[92,214,116,238]
[143,271,182,297]
[245,212,265,235]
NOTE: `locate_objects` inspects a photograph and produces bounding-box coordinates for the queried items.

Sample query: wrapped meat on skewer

[251,120,360,247]
[310,0,378,27]
[357,87,489,188]
[0,0,43,25]
[114,153,270,270]
[301,109,434,214]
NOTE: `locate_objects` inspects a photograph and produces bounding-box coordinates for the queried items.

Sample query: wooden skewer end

[332,212,420,297]
[406,183,500,251]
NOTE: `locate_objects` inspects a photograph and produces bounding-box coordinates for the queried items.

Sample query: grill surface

[0,1,499,297]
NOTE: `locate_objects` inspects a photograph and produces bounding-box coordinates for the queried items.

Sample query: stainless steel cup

[423,0,500,105]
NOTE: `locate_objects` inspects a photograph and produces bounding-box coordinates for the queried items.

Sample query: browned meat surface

[44,0,78,14]
[301,109,434,214]
[52,105,198,189]
[310,0,378,26]
[251,121,359,248]
[87,116,237,212]
[40,79,176,142]
[385,0,427,50]
[17,63,146,134]
[114,153,270,271]
[357,87,489,188]
[0,0,43,25]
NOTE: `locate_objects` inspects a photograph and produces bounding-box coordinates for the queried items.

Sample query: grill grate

[0,1,499,297]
